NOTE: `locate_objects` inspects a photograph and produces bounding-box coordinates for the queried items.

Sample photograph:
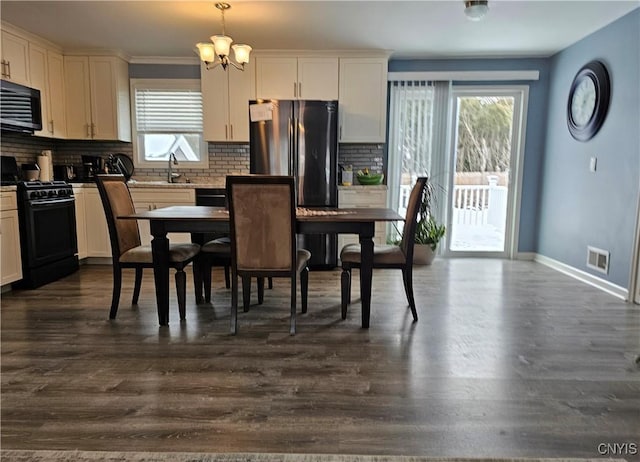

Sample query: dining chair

[95,174,201,320]
[339,176,428,322]
[226,175,310,335]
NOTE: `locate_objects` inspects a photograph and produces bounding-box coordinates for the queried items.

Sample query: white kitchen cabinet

[201,59,255,142]
[73,186,88,259]
[130,188,195,246]
[46,51,67,138]
[338,187,388,251]
[84,188,111,258]
[0,192,23,286]
[28,44,67,139]
[338,58,388,143]
[256,56,338,100]
[1,30,29,86]
[64,55,131,141]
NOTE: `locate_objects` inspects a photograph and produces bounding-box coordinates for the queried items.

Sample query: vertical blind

[387,81,435,224]
[135,88,203,133]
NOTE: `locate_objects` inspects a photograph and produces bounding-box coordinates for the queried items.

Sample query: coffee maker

[81,155,105,181]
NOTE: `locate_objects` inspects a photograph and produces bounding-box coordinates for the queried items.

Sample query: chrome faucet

[168,153,179,183]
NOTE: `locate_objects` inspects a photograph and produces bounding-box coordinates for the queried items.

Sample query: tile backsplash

[0,132,385,182]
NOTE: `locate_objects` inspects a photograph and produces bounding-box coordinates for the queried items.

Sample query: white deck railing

[398,179,507,229]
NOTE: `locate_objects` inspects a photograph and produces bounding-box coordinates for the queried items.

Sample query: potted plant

[392,177,446,265]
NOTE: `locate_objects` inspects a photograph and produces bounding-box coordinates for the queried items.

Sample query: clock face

[567,60,611,142]
[570,77,596,127]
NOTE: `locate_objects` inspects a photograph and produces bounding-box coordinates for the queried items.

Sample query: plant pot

[413,244,436,265]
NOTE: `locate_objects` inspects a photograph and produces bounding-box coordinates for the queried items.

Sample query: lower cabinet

[73,186,88,259]
[0,191,23,286]
[74,186,197,260]
[338,187,388,251]
[84,188,111,257]
[130,188,195,246]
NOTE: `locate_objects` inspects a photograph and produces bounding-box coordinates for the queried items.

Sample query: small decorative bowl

[357,173,384,185]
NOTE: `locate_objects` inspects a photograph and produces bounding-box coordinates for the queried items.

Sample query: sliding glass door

[445,86,528,258]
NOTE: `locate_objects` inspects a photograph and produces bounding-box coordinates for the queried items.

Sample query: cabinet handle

[230,124,233,140]
[91,123,96,138]
[86,124,91,138]
[49,120,54,133]
[293,82,297,98]
[298,82,302,98]
[6,61,11,79]
[225,125,228,140]
[1,60,6,78]
[339,126,343,140]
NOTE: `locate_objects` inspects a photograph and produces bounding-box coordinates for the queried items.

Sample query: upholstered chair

[340,177,428,322]
[226,175,310,335]
[95,174,200,320]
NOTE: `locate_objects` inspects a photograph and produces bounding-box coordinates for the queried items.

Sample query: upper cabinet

[28,44,67,138]
[64,55,131,142]
[201,60,255,142]
[1,30,29,86]
[338,57,388,143]
[256,56,339,100]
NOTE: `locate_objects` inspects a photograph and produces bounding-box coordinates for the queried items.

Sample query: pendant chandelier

[196,2,252,71]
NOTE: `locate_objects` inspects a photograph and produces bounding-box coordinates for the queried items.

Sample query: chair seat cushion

[340,243,406,265]
[120,243,200,264]
[297,249,311,272]
[201,237,231,256]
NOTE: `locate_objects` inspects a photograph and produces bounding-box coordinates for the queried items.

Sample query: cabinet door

[227,59,255,142]
[89,57,118,140]
[256,57,297,99]
[297,57,338,100]
[338,58,388,143]
[73,188,88,259]
[1,30,29,86]
[0,209,23,286]
[28,43,50,137]
[201,62,230,141]
[131,189,195,246]
[64,56,92,139]
[47,51,67,139]
[84,188,111,257]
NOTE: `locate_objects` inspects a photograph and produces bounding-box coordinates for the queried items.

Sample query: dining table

[123,205,403,328]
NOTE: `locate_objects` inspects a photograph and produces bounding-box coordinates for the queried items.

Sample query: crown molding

[1,21,63,53]
[388,70,540,82]
[128,56,201,65]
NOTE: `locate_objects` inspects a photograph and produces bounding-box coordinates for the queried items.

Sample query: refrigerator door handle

[288,117,294,175]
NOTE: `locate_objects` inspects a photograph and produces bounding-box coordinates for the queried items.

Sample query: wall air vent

[587,246,609,274]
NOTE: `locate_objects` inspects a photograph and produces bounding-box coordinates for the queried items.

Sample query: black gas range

[15,180,79,289]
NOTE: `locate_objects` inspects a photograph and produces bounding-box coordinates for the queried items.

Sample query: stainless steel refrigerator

[249,99,338,269]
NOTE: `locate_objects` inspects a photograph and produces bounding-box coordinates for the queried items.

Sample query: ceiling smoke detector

[464,0,489,21]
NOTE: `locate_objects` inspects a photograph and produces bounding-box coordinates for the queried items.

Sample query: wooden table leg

[359,224,375,329]
[150,221,170,326]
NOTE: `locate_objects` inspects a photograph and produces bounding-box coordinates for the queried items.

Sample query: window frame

[130,78,209,169]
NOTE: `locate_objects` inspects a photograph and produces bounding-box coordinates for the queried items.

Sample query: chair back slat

[400,177,429,262]
[95,174,141,259]
[227,176,296,272]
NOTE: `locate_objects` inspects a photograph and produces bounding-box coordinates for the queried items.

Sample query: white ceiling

[1,1,638,61]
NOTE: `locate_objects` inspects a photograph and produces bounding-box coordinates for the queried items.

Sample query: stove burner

[17,180,74,203]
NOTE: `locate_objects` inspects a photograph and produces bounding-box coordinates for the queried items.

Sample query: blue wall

[537,9,640,287]
[388,58,551,253]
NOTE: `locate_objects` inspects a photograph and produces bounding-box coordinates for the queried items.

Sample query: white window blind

[135,88,203,133]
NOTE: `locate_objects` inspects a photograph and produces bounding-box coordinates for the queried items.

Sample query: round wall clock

[567,60,611,141]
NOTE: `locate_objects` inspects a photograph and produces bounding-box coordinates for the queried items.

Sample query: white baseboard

[534,254,629,301]
[516,252,536,261]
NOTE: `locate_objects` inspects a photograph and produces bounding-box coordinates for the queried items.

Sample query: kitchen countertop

[0,186,17,192]
[71,181,387,190]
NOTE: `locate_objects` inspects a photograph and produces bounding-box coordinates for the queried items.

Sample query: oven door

[21,197,78,267]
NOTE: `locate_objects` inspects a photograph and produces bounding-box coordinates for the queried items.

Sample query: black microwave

[0,79,43,133]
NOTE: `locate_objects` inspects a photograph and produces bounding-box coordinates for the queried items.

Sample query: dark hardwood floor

[1,259,639,459]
